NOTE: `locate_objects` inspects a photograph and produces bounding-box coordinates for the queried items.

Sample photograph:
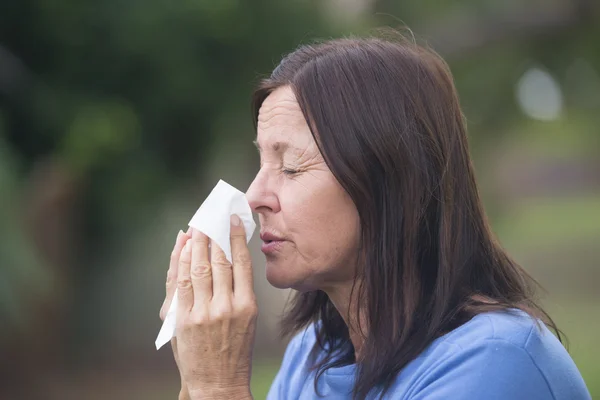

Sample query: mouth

[260,231,286,254]
[260,232,284,242]
[261,240,284,254]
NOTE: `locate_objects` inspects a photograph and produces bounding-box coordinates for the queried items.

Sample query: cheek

[282,181,339,241]
[281,179,360,274]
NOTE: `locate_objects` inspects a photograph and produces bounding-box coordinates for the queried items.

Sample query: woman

[159,34,591,399]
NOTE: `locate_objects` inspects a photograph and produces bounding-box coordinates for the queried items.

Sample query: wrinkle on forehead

[256,86,316,156]
[257,87,307,130]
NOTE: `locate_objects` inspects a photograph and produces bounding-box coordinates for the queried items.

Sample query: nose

[246,169,280,214]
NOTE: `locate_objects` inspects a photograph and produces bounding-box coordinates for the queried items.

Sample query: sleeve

[266,328,312,400]
[406,339,558,400]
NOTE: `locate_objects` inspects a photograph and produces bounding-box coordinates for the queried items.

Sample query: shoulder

[401,309,590,400]
[442,308,544,348]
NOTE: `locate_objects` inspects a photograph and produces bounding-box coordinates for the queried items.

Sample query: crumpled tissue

[155,179,256,350]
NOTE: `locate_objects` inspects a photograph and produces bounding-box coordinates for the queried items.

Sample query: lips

[260,232,284,242]
[260,231,286,254]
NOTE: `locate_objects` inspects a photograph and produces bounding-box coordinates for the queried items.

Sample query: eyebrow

[253,140,290,153]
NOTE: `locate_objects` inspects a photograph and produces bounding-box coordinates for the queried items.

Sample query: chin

[265,264,293,289]
[265,264,320,292]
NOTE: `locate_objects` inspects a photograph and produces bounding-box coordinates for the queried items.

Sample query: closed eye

[283,168,300,175]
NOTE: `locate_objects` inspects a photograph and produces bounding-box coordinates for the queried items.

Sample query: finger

[167,230,186,297]
[177,240,194,314]
[210,236,233,303]
[160,230,186,320]
[230,214,254,302]
[190,228,212,309]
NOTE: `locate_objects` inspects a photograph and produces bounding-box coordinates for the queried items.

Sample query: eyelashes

[257,161,301,176]
[282,168,300,176]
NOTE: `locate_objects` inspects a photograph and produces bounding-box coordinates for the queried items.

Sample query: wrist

[179,391,191,400]
[179,379,190,400]
[189,386,252,400]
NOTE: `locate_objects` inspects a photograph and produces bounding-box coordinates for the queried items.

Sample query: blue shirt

[267,310,590,399]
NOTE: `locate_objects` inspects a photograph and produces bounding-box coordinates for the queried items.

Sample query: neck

[323,280,366,361]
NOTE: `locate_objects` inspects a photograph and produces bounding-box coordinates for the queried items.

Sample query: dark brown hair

[251,32,560,399]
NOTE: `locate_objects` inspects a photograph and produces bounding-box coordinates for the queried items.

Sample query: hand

[160,228,192,400]
[175,215,258,400]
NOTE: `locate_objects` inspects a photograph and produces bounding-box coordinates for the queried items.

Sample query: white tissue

[155,180,256,350]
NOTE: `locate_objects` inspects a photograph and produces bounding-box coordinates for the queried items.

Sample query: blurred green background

[0,0,598,399]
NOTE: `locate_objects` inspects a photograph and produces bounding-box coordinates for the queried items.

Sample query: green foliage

[1,2,338,220]
[61,99,141,175]
[0,0,339,333]
[0,0,598,395]
[0,134,52,336]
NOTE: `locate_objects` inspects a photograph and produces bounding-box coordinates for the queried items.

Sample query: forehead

[257,86,305,128]
[256,86,313,151]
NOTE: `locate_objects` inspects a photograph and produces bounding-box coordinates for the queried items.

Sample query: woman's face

[246,86,360,292]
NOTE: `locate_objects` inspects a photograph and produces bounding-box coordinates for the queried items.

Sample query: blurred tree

[368,0,600,221]
[1,0,598,397]
[370,0,600,137]
[0,0,340,396]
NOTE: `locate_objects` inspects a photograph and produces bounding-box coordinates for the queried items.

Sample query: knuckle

[234,251,252,267]
[166,271,176,287]
[212,260,231,272]
[190,312,209,326]
[193,233,207,244]
[248,304,259,318]
[237,301,258,318]
[212,252,229,265]
[191,262,211,278]
[177,277,192,289]
[179,246,191,262]
[213,305,233,321]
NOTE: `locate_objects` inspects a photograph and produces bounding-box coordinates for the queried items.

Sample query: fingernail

[186,226,192,235]
[230,214,241,227]
[185,240,192,253]
[177,230,183,241]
